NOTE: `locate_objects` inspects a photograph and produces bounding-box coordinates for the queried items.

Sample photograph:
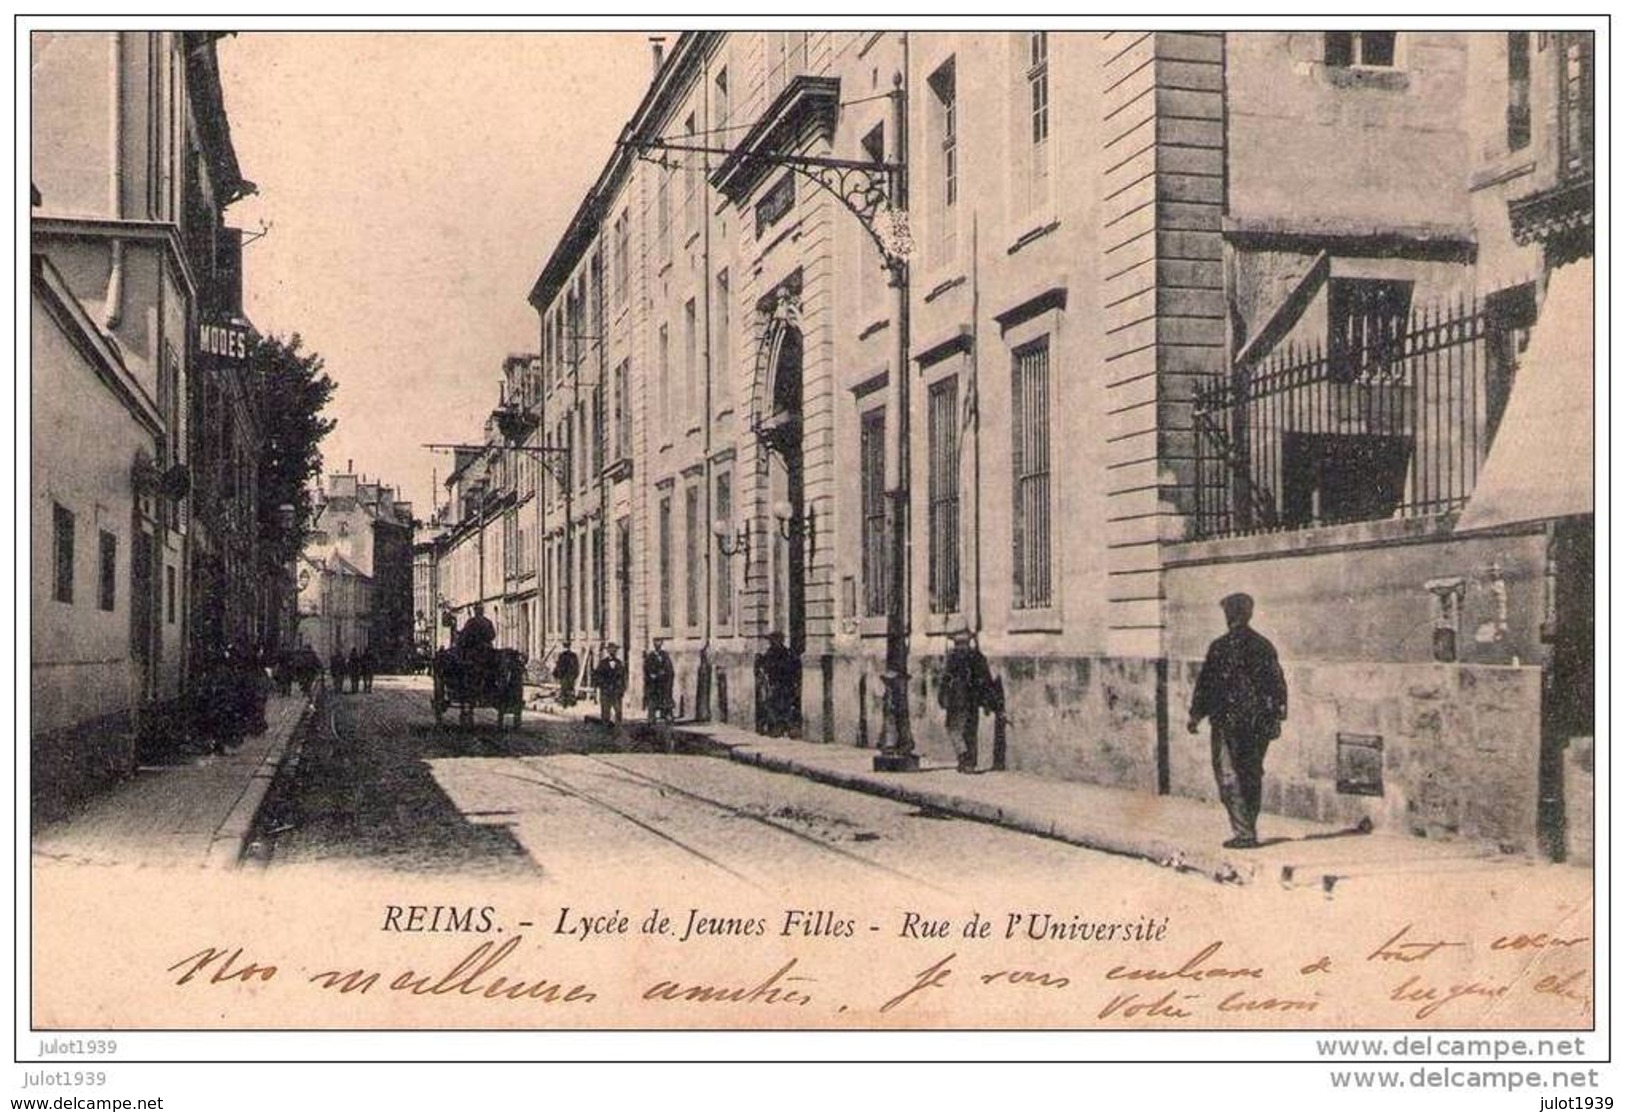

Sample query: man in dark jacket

[594,643,629,727]
[938,628,1004,773]
[347,647,362,693]
[1188,592,1288,849]
[755,631,800,737]
[553,642,581,707]
[644,639,675,723]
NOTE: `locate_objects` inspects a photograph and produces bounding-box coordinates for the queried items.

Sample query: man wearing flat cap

[1187,592,1288,849]
[938,625,1004,774]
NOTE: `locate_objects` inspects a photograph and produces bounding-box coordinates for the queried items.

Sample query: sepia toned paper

[24,23,1599,1068]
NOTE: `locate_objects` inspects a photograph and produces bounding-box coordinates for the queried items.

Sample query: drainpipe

[104,33,126,328]
[699,45,715,720]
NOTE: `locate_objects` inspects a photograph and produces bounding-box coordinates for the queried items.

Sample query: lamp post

[623,45,917,771]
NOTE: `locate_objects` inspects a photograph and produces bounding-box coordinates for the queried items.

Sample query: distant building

[295,551,372,665]
[298,466,416,668]
[31,32,255,815]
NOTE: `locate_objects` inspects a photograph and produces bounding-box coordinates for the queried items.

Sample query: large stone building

[31,32,258,813]
[476,30,1587,854]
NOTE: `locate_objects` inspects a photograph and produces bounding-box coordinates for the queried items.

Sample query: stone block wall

[1168,659,1542,850]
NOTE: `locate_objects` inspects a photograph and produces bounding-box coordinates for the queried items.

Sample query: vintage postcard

[23,20,1601,1080]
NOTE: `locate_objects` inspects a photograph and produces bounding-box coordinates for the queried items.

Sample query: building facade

[31,31,257,813]
[297,467,417,668]
[490,30,1589,853]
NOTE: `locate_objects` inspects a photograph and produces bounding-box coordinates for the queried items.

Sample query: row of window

[853,336,1054,622]
[50,502,177,623]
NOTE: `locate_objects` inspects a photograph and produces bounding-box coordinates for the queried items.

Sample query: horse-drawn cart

[430,647,526,728]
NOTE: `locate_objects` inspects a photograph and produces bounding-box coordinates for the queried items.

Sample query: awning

[1457,258,1594,531]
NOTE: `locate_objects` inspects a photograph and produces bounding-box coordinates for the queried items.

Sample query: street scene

[28,29,1596,1040]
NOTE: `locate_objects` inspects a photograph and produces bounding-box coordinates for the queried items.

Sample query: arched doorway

[760,323,806,656]
[753,293,808,736]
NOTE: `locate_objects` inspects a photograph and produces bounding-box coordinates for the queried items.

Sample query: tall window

[713,66,730,134]
[715,269,731,411]
[683,298,698,425]
[1328,278,1413,380]
[715,470,733,626]
[1024,32,1051,214]
[591,524,605,633]
[768,31,810,99]
[98,530,117,612]
[1011,338,1052,610]
[1507,32,1531,152]
[658,323,671,443]
[685,484,702,627]
[928,58,958,265]
[927,377,961,614]
[657,169,671,261]
[612,359,630,462]
[860,409,888,617]
[591,383,606,475]
[683,113,699,236]
[52,502,74,604]
[1324,32,1397,67]
[579,532,590,632]
[657,494,673,629]
[860,124,887,308]
[613,210,629,305]
[165,564,176,623]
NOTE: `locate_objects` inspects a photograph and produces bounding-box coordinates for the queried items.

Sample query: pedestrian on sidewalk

[330,649,347,695]
[594,643,628,727]
[1187,591,1288,850]
[755,631,800,738]
[644,638,675,724]
[295,644,322,699]
[938,627,1004,773]
[553,642,581,707]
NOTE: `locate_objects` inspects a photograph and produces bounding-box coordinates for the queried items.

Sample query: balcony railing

[1194,298,1491,540]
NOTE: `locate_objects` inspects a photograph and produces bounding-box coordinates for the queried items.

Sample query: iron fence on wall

[1194,298,1493,540]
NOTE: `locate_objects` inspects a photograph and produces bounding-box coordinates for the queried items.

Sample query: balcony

[1194,296,1498,540]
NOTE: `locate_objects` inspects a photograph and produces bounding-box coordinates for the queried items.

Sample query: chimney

[347,459,354,473]
[649,36,666,79]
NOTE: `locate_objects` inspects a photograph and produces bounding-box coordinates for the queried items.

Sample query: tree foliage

[253,332,337,569]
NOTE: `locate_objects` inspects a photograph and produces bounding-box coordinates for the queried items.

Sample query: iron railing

[1194,298,1490,539]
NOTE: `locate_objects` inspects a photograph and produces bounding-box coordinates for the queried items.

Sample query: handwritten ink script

[150,904,1593,1027]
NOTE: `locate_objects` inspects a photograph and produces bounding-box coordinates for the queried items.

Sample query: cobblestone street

[255,677,1194,896]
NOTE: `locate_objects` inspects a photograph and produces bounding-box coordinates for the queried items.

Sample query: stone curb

[724,743,1250,885]
[203,698,312,868]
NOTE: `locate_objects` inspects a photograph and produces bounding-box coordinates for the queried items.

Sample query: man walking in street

[937,627,1004,773]
[360,645,376,692]
[553,642,581,707]
[594,643,628,728]
[347,647,362,694]
[330,649,347,695]
[1188,592,1288,850]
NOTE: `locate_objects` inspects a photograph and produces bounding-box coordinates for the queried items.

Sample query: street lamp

[713,517,751,563]
[771,499,816,559]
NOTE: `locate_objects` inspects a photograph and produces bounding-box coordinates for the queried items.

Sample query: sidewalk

[536,699,1531,889]
[31,693,310,869]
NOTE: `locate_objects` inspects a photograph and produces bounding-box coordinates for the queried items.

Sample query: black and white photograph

[19,17,1606,1104]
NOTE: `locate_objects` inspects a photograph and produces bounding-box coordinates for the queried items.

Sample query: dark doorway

[1539,515,1593,860]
